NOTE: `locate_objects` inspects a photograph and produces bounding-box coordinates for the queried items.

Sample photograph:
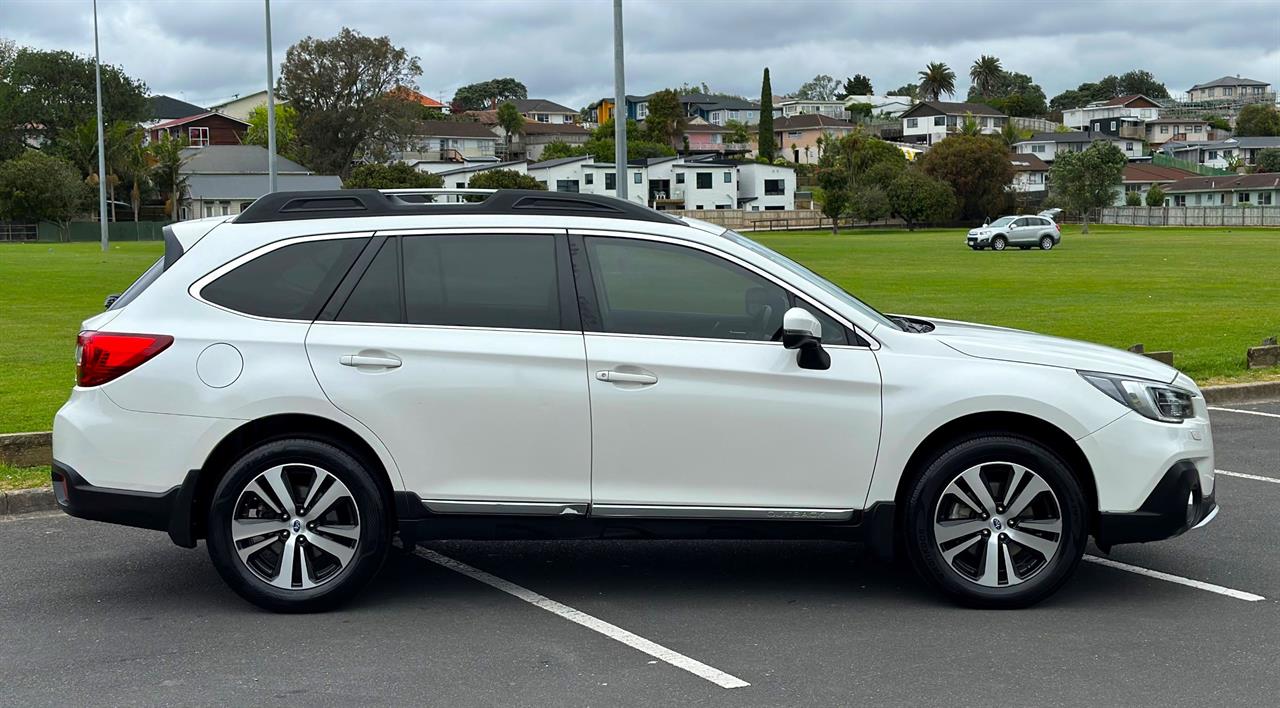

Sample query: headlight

[1079,371,1196,423]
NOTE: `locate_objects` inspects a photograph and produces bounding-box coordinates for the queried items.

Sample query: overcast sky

[2,0,1278,110]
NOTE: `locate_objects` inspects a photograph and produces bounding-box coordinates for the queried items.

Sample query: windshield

[719,229,901,331]
[988,216,1016,227]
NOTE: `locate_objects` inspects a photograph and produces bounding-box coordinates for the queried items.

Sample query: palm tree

[998,119,1023,150]
[959,113,981,136]
[918,62,957,102]
[969,55,1002,97]
[118,129,151,230]
[149,132,190,221]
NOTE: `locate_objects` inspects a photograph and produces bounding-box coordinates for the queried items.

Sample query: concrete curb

[0,431,52,467]
[1201,380,1280,406]
[1,487,56,516]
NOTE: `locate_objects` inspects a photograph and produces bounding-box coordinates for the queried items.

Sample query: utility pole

[92,0,109,251]
[264,0,278,193]
[612,0,627,200]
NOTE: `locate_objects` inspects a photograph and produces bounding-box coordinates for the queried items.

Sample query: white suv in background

[54,189,1215,612]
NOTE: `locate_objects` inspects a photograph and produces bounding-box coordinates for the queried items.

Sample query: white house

[672,161,738,210]
[1186,76,1273,103]
[776,99,847,120]
[511,99,579,124]
[401,120,501,163]
[842,94,914,118]
[434,160,528,189]
[1162,173,1280,207]
[898,101,1007,145]
[1161,136,1280,170]
[579,163,649,205]
[206,90,281,122]
[527,155,594,192]
[737,162,795,210]
[1009,154,1050,193]
[1014,131,1143,162]
[1061,94,1161,131]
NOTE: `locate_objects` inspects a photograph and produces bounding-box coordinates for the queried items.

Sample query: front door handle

[596,370,657,385]
[340,354,402,369]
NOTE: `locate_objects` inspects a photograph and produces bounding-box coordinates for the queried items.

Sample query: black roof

[235,189,685,226]
[148,95,205,120]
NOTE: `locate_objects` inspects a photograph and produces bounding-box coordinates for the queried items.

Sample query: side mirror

[103,293,120,309]
[782,307,830,371]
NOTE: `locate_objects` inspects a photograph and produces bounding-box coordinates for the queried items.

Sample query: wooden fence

[1093,206,1280,227]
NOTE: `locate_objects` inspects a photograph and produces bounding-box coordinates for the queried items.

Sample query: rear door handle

[596,370,657,385]
[340,354,402,368]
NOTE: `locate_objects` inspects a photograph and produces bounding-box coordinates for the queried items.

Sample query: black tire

[206,438,390,612]
[1018,245,1030,250]
[1040,236,1054,250]
[991,235,1007,251]
[903,434,1087,609]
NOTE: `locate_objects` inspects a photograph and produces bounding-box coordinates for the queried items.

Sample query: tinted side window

[402,234,560,330]
[202,238,364,320]
[800,299,849,345]
[337,239,401,323]
[584,237,787,342]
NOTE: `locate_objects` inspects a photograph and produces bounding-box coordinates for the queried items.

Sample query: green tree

[0,150,86,239]
[245,103,301,163]
[343,162,444,189]
[1125,190,1142,206]
[1117,69,1170,99]
[968,71,1048,117]
[643,89,687,150]
[467,169,546,190]
[846,102,873,122]
[723,119,752,145]
[1235,104,1280,137]
[969,55,1002,97]
[148,132,189,220]
[758,68,775,162]
[917,62,956,102]
[1145,185,1166,206]
[842,74,873,97]
[1050,70,1167,112]
[1254,148,1280,173]
[278,28,423,178]
[535,140,587,162]
[886,168,957,230]
[1049,140,1127,233]
[117,129,150,227]
[1205,115,1231,131]
[450,78,528,112]
[815,132,908,233]
[583,118,675,163]
[889,83,919,101]
[918,134,1014,221]
[496,101,526,158]
[998,120,1025,149]
[794,74,839,101]
[812,186,848,232]
[959,113,980,136]
[0,47,148,149]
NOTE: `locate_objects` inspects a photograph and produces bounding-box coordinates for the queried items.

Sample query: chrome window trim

[311,320,581,337]
[569,228,880,350]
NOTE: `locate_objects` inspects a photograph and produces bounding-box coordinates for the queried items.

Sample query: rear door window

[336,239,402,323]
[201,238,365,320]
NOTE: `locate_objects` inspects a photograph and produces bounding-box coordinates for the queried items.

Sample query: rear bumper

[52,461,200,548]
[1094,461,1217,551]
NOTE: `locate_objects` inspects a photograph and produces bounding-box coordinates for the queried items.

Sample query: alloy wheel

[1040,236,1053,250]
[932,461,1063,587]
[231,464,361,590]
[992,237,1007,251]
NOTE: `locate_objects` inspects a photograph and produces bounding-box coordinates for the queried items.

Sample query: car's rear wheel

[991,236,1007,251]
[1040,236,1054,250]
[206,438,390,612]
[904,434,1087,608]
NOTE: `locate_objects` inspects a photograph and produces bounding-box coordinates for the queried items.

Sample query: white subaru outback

[53,189,1216,612]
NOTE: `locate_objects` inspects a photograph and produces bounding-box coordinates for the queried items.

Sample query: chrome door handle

[340,354,402,368]
[596,370,657,385]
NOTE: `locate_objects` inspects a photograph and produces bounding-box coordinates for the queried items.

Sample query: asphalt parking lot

[2,400,1278,707]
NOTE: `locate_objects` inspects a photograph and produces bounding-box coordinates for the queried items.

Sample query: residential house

[207,90,279,122]
[510,121,591,161]
[1161,136,1280,170]
[776,99,847,120]
[527,155,594,193]
[1114,163,1197,205]
[773,114,858,164]
[1014,130,1143,162]
[389,86,448,113]
[434,160,528,188]
[148,112,250,147]
[671,160,738,210]
[143,95,205,129]
[178,145,340,221]
[679,118,750,156]
[510,98,579,124]
[627,93,764,125]
[579,162,650,205]
[1061,94,1161,131]
[1142,118,1211,147]
[1088,115,1145,142]
[401,120,500,162]
[1009,153,1050,193]
[1162,173,1280,207]
[842,94,915,118]
[898,101,1007,145]
[1186,76,1273,103]
[737,162,795,210]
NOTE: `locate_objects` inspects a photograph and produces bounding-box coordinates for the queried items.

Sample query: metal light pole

[92,0,109,251]
[264,0,278,193]
[612,0,627,200]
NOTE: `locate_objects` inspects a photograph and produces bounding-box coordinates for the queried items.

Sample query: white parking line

[1084,555,1265,602]
[1217,469,1280,484]
[1208,406,1280,419]
[414,548,751,689]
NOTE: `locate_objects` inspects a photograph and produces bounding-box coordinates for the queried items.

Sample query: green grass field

[1,225,1277,434]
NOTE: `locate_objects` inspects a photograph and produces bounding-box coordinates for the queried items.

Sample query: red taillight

[76,331,173,387]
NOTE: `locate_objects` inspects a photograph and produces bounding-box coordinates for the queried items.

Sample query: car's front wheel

[903,434,1087,608]
[206,438,390,612]
[1040,236,1055,250]
[991,236,1007,251]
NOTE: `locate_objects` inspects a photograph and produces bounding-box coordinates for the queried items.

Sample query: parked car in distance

[54,189,1214,612]
[968,215,1061,251]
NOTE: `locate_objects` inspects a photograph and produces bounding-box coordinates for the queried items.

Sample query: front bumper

[967,234,990,247]
[52,461,200,548]
[1095,461,1217,552]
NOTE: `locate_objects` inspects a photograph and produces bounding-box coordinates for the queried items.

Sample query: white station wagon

[54,189,1215,611]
